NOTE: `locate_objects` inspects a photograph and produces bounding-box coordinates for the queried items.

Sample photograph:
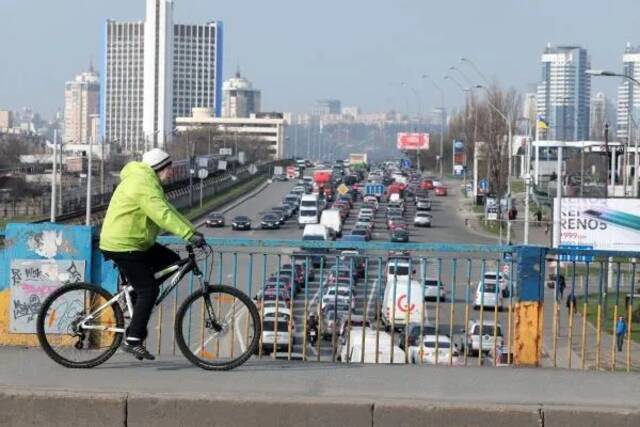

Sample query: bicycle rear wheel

[36,283,124,368]
[175,285,260,370]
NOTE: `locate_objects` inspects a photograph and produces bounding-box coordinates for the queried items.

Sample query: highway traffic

[154,159,515,367]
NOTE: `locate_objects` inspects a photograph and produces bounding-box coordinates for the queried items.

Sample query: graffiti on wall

[9,259,85,333]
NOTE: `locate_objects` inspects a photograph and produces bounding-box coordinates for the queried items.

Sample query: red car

[388,220,408,232]
[434,186,448,196]
[420,179,434,190]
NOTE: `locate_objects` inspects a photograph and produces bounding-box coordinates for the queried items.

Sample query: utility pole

[86,137,93,226]
[50,129,57,222]
[100,136,105,204]
[188,131,194,207]
[604,123,609,199]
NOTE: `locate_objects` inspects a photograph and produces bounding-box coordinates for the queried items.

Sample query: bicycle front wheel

[36,283,124,368]
[175,285,260,370]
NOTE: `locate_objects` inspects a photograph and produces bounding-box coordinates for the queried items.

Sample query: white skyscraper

[143,0,174,149]
[102,0,223,152]
[536,44,591,141]
[616,43,640,140]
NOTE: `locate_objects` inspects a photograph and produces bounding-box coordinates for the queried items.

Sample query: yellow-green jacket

[100,162,195,252]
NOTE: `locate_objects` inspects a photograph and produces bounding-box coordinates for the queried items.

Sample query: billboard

[557,198,640,251]
[397,133,429,150]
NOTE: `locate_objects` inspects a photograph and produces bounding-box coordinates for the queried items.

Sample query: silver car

[414,212,432,227]
[416,198,432,210]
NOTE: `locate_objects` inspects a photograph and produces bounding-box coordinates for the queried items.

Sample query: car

[272,174,287,182]
[388,220,408,232]
[339,250,366,278]
[461,320,504,356]
[292,255,316,281]
[474,280,504,310]
[280,203,296,218]
[359,208,375,219]
[362,196,379,209]
[355,218,373,231]
[390,228,410,243]
[386,207,404,218]
[434,186,448,196]
[256,286,291,304]
[420,179,434,190]
[281,263,305,288]
[260,213,281,229]
[416,198,432,211]
[231,215,251,230]
[270,207,287,224]
[483,271,511,297]
[409,335,461,365]
[423,278,446,301]
[262,306,292,322]
[321,286,355,310]
[397,322,439,350]
[321,308,348,340]
[413,212,432,227]
[350,227,371,241]
[283,194,301,210]
[261,319,295,353]
[205,212,225,227]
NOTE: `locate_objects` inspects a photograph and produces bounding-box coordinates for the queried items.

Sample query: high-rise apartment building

[616,43,640,140]
[103,0,223,152]
[0,110,13,131]
[63,67,100,144]
[536,44,591,141]
[222,71,261,118]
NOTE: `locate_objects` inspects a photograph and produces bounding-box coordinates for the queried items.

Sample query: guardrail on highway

[0,226,638,372]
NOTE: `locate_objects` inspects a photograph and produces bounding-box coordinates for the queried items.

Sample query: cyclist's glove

[190,231,207,248]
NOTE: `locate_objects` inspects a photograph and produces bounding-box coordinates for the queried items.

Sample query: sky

[1,0,640,119]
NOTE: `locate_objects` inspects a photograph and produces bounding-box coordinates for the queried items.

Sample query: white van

[320,209,342,238]
[298,207,319,228]
[385,258,412,285]
[340,328,405,364]
[382,278,426,329]
[302,224,330,241]
[300,194,319,210]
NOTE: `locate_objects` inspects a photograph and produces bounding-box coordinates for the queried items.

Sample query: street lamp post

[588,69,640,197]
[476,85,513,244]
[423,74,446,177]
[401,81,423,171]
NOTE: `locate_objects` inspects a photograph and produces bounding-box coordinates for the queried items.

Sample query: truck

[273,165,284,177]
[349,153,368,167]
[313,169,333,196]
[286,165,298,180]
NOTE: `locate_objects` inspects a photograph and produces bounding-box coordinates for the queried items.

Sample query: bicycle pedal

[136,356,144,361]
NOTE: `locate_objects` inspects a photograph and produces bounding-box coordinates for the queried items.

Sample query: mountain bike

[36,244,261,370]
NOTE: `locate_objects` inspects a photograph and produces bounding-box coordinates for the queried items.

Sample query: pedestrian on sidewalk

[556,275,566,301]
[565,293,576,313]
[616,316,627,352]
[536,209,542,226]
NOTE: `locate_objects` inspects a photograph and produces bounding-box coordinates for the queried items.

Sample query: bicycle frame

[79,246,207,334]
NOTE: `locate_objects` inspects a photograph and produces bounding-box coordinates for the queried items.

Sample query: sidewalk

[0,347,639,426]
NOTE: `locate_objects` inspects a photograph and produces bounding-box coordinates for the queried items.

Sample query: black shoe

[121,342,155,361]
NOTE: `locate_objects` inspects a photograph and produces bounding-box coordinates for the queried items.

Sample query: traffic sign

[479,179,489,192]
[400,159,412,169]
[337,184,349,195]
[558,244,593,262]
[364,183,385,196]
[197,168,209,180]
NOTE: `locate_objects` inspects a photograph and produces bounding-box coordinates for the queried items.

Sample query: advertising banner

[558,198,640,251]
[397,133,429,150]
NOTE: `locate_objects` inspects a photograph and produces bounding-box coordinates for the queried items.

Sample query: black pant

[102,244,180,342]
[617,333,625,352]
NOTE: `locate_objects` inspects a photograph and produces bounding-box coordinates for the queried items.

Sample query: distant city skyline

[1,0,638,119]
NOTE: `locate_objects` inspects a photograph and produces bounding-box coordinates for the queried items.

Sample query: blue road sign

[400,159,412,169]
[479,178,489,192]
[365,183,385,196]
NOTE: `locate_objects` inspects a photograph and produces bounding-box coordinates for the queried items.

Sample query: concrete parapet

[1,386,639,427]
[0,386,126,427]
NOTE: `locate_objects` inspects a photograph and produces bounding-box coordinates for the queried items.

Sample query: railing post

[515,245,547,366]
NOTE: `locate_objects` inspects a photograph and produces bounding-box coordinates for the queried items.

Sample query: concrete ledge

[1,386,639,427]
[374,400,541,427]
[127,393,373,427]
[0,387,126,427]
[542,405,640,427]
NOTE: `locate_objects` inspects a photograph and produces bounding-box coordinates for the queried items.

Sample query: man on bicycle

[100,148,206,361]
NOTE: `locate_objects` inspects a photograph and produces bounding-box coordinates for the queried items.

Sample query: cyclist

[100,148,206,361]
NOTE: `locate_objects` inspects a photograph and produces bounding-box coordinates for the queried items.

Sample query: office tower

[63,67,100,144]
[103,0,223,152]
[222,71,261,118]
[590,92,615,141]
[312,100,342,116]
[536,44,591,141]
[617,43,640,140]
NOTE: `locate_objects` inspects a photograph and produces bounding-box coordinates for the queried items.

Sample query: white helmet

[142,148,172,171]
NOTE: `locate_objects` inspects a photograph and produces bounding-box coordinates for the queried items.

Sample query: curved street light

[460,57,490,85]
[422,74,446,177]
